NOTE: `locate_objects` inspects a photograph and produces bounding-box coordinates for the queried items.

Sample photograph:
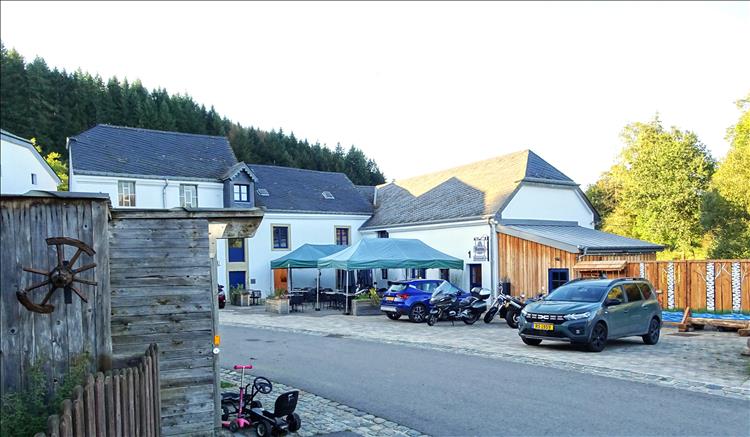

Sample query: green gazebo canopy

[317,238,464,270]
[270,244,348,269]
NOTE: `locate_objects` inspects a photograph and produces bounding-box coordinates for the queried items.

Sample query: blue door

[548,268,569,292]
[228,271,246,289]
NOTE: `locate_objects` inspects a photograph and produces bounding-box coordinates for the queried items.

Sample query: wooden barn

[496,219,662,296]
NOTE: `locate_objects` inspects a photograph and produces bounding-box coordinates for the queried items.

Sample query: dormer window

[257,188,269,197]
[234,184,249,202]
[322,191,334,199]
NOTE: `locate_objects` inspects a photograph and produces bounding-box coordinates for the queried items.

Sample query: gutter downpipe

[488,217,499,301]
[162,179,169,208]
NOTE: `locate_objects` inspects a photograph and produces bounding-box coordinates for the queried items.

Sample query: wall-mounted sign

[473,236,488,262]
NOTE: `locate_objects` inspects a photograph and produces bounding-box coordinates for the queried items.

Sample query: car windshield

[545,283,607,302]
[430,280,461,299]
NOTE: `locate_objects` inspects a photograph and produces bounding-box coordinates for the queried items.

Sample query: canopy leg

[344,269,350,315]
[316,269,321,311]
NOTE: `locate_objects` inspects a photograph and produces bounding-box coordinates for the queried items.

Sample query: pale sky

[1,1,748,187]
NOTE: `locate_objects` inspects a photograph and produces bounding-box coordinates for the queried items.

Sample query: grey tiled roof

[355,185,376,205]
[70,125,237,180]
[503,222,663,253]
[362,150,575,229]
[248,165,373,215]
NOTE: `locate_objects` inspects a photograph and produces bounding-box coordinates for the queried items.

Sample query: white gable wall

[501,184,595,228]
[1,137,59,193]
[70,174,223,208]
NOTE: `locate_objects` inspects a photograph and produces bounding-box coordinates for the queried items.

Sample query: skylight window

[257,188,269,197]
[322,191,335,200]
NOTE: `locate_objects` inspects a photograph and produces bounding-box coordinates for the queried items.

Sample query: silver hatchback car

[518,278,662,352]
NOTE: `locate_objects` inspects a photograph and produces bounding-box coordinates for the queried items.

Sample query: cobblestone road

[220,307,750,400]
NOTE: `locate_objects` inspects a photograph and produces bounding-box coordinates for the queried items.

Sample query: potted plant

[352,287,381,316]
[229,285,243,306]
[265,288,290,314]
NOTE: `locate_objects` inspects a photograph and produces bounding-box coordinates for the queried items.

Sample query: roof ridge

[93,124,229,140]
[249,163,352,178]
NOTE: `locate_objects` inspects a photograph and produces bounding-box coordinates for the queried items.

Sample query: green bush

[0,353,90,437]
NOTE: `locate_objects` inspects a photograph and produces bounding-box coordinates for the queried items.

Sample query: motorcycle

[426,284,489,326]
[483,285,545,328]
[218,284,226,309]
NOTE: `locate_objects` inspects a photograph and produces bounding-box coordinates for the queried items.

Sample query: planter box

[231,293,253,306]
[351,299,381,316]
[265,298,290,314]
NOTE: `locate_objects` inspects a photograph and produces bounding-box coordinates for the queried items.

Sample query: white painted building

[1,129,60,194]
[68,126,659,297]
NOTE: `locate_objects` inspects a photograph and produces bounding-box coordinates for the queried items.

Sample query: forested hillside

[0,42,385,185]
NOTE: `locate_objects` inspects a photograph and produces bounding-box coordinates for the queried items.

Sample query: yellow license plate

[533,322,554,331]
[385,296,395,301]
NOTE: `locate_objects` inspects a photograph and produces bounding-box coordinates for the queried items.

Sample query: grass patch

[221,380,234,389]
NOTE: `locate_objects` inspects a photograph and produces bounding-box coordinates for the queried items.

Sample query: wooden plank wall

[624,260,750,312]
[0,197,111,397]
[497,233,655,296]
[109,217,215,436]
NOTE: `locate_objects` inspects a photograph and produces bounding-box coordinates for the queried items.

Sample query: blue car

[380,279,468,323]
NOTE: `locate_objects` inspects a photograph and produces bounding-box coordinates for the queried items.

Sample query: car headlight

[520,308,528,316]
[564,312,591,321]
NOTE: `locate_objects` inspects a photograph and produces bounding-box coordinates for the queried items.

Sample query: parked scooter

[426,285,489,326]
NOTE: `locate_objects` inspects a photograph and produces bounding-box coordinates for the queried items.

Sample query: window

[180,184,198,208]
[607,286,625,301]
[335,227,350,246]
[234,184,249,202]
[417,281,440,294]
[31,173,38,185]
[546,284,607,302]
[272,225,290,250]
[376,230,389,238]
[638,283,653,300]
[381,269,388,280]
[257,188,269,197]
[409,268,426,279]
[228,238,245,262]
[118,181,136,207]
[440,269,450,281]
[322,191,335,199]
[548,268,570,291]
[623,283,643,302]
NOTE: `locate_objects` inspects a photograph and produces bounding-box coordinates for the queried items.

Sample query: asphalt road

[219,324,750,437]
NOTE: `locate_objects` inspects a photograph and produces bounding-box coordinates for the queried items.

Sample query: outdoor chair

[289,294,304,312]
[249,289,262,305]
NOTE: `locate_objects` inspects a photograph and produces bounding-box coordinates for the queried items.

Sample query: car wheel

[408,303,427,323]
[522,337,542,346]
[483,307,498,323]
[386,312,401,320]
[287,413,302,432]
[505,309,519,329]
[255,420,269,437]
[642,317,661,345]
[463,312,480,325]
[426,314,438,326]
[587,322,608,352]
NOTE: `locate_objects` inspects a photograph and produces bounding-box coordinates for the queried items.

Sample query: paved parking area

[220,306,750,400]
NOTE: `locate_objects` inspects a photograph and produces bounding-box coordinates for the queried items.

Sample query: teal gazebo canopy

[317,238,464,270]
[270,244,348,269]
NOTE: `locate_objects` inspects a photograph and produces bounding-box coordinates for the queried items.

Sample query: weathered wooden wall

[0,195,111,397]
[497,233,656,296]
[109,214,215,436]
[624,260,750,312]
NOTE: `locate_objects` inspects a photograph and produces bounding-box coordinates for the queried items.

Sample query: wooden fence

[35,344,161,437]
[623,260,750,312]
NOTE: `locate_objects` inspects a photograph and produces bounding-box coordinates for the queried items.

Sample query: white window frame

[234,184,249,202]
[118,180,136,207]
[180,184,198,208]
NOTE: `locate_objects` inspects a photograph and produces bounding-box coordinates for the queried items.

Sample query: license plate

[380,305,396,312]
[385,296,395,301]
[533,322,554,331]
